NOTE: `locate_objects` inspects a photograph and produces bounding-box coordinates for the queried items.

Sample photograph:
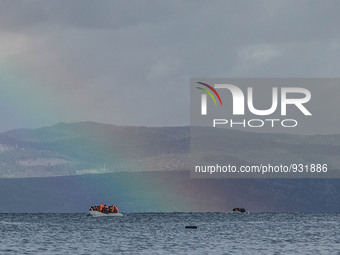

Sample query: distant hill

[0,122,339,178]
[0,122,190,177]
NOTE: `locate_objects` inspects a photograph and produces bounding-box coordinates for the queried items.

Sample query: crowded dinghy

[88,204,123,217]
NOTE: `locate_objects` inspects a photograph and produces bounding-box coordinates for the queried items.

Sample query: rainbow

[0,62,233,212]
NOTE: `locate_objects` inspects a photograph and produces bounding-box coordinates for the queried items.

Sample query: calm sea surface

[0,213,339,254]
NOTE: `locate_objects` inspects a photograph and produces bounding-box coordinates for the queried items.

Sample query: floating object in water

[185,226,197,229]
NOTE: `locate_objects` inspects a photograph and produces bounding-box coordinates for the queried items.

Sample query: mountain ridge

[0,121,339,178]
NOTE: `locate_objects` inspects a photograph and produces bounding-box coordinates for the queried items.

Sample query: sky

[0,0,340,131]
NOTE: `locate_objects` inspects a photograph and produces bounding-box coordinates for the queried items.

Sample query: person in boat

[102,205,107,213]
[90,204,119,213]
[109,206,115,213]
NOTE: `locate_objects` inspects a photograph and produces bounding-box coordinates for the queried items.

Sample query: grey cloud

[0,0,184,31]
[0,0,340,131]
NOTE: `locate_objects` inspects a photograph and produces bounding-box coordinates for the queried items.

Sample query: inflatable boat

[88,210,123,217]
[88,204,123,217]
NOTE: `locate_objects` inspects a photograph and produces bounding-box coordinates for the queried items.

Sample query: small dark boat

[232,208,248,213]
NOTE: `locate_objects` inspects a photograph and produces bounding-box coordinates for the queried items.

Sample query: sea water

[0,213,339,254]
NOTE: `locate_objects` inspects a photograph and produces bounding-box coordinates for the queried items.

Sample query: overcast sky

[0,0,340,131]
